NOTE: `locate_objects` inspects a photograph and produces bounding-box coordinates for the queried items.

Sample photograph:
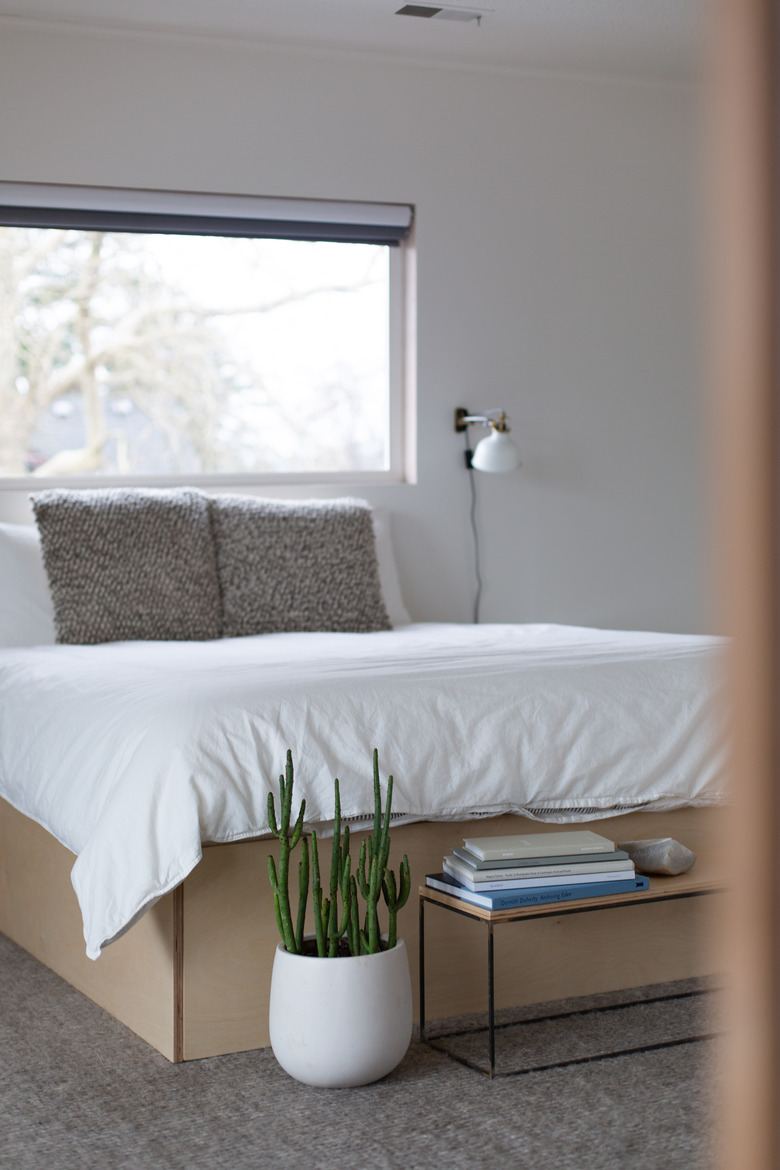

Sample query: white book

[462,829,616,862]
[442,855,636,889]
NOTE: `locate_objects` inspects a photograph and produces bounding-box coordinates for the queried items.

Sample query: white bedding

[0,622,727,959]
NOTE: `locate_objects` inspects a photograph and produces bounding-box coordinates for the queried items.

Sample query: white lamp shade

[471,429,521,473]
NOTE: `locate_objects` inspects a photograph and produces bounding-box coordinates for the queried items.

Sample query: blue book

[425,872,650,910]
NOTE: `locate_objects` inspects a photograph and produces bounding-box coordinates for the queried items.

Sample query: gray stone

[616,837,697,876]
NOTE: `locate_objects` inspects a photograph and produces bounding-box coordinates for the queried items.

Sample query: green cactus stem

[267,750,306,954]
[295,837,310,953]
[383,854,411,949]
[327,780,342,955]
[325,784,357,956]
[371,747,382,850]
[341,825,351,885]
[347,874,360,955]
[355,751,403,953]
[357,836,384,955]
[327,850,353,957]
[311,831,326,957]
[367,851,382,953]
[267,855,286,946]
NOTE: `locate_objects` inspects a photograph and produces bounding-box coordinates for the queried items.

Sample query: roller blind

[0,183,414,245]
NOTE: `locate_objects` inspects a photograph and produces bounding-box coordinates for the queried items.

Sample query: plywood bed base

[0,796,726,1062]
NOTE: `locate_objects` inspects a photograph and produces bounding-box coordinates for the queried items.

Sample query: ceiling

[0,0,702,80]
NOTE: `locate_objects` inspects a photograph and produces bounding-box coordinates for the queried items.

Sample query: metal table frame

[418,883,721,1078]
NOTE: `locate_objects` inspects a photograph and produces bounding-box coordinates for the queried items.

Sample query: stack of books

[426,829,650,910]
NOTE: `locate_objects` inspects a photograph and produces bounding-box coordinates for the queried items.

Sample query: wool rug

[0,933,722,1170]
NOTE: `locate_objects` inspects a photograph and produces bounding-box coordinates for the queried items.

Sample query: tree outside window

[0,228,390,478]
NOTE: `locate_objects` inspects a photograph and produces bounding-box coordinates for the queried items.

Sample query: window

[0,184,414,485]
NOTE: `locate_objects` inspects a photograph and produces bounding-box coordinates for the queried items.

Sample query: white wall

[0,25,707,632]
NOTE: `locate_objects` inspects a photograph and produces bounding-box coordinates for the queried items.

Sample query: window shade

[0,183,414,245]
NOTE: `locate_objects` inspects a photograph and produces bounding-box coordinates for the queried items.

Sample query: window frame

[0,182,416,489]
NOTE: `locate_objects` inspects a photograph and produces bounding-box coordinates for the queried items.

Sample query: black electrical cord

[464,430,483,624]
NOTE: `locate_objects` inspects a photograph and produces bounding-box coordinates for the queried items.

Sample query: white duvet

[0,622,727,959]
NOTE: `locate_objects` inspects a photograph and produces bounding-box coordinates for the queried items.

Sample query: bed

[0,496,729,1061]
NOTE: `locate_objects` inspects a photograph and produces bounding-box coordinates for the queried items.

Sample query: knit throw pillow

[210,495,391,636]
[31,488,222,644]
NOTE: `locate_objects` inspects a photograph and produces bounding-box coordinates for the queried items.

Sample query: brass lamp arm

[454,407,510,433]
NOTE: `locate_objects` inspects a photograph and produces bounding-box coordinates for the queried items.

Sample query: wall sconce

[454,407,522,473]
[454,407,521,624]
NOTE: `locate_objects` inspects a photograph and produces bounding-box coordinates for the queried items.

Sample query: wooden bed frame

[0,795,727,1062]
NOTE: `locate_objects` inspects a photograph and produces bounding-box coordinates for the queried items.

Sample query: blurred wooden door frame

[711,0,780,1165]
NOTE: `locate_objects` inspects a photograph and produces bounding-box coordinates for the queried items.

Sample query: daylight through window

[0,186,413,483]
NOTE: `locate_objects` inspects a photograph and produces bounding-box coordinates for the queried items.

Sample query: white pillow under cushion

[0,521,57,647]
[371,509,412,627]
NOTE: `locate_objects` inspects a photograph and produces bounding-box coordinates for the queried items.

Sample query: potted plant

[266,749,413,1087]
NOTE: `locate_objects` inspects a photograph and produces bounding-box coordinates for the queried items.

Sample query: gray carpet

[0,932,722,1170]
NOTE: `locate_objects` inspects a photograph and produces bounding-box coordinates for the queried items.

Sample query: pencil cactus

[266,749,410,956]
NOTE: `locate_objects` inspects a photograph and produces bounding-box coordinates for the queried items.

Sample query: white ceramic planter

[268,938,413,1087]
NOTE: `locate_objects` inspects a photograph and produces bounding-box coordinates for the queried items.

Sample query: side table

[418,876,723,1078]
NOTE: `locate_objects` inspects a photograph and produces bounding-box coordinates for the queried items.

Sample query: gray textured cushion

[210,496,391,636]
[31,488,222,645]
